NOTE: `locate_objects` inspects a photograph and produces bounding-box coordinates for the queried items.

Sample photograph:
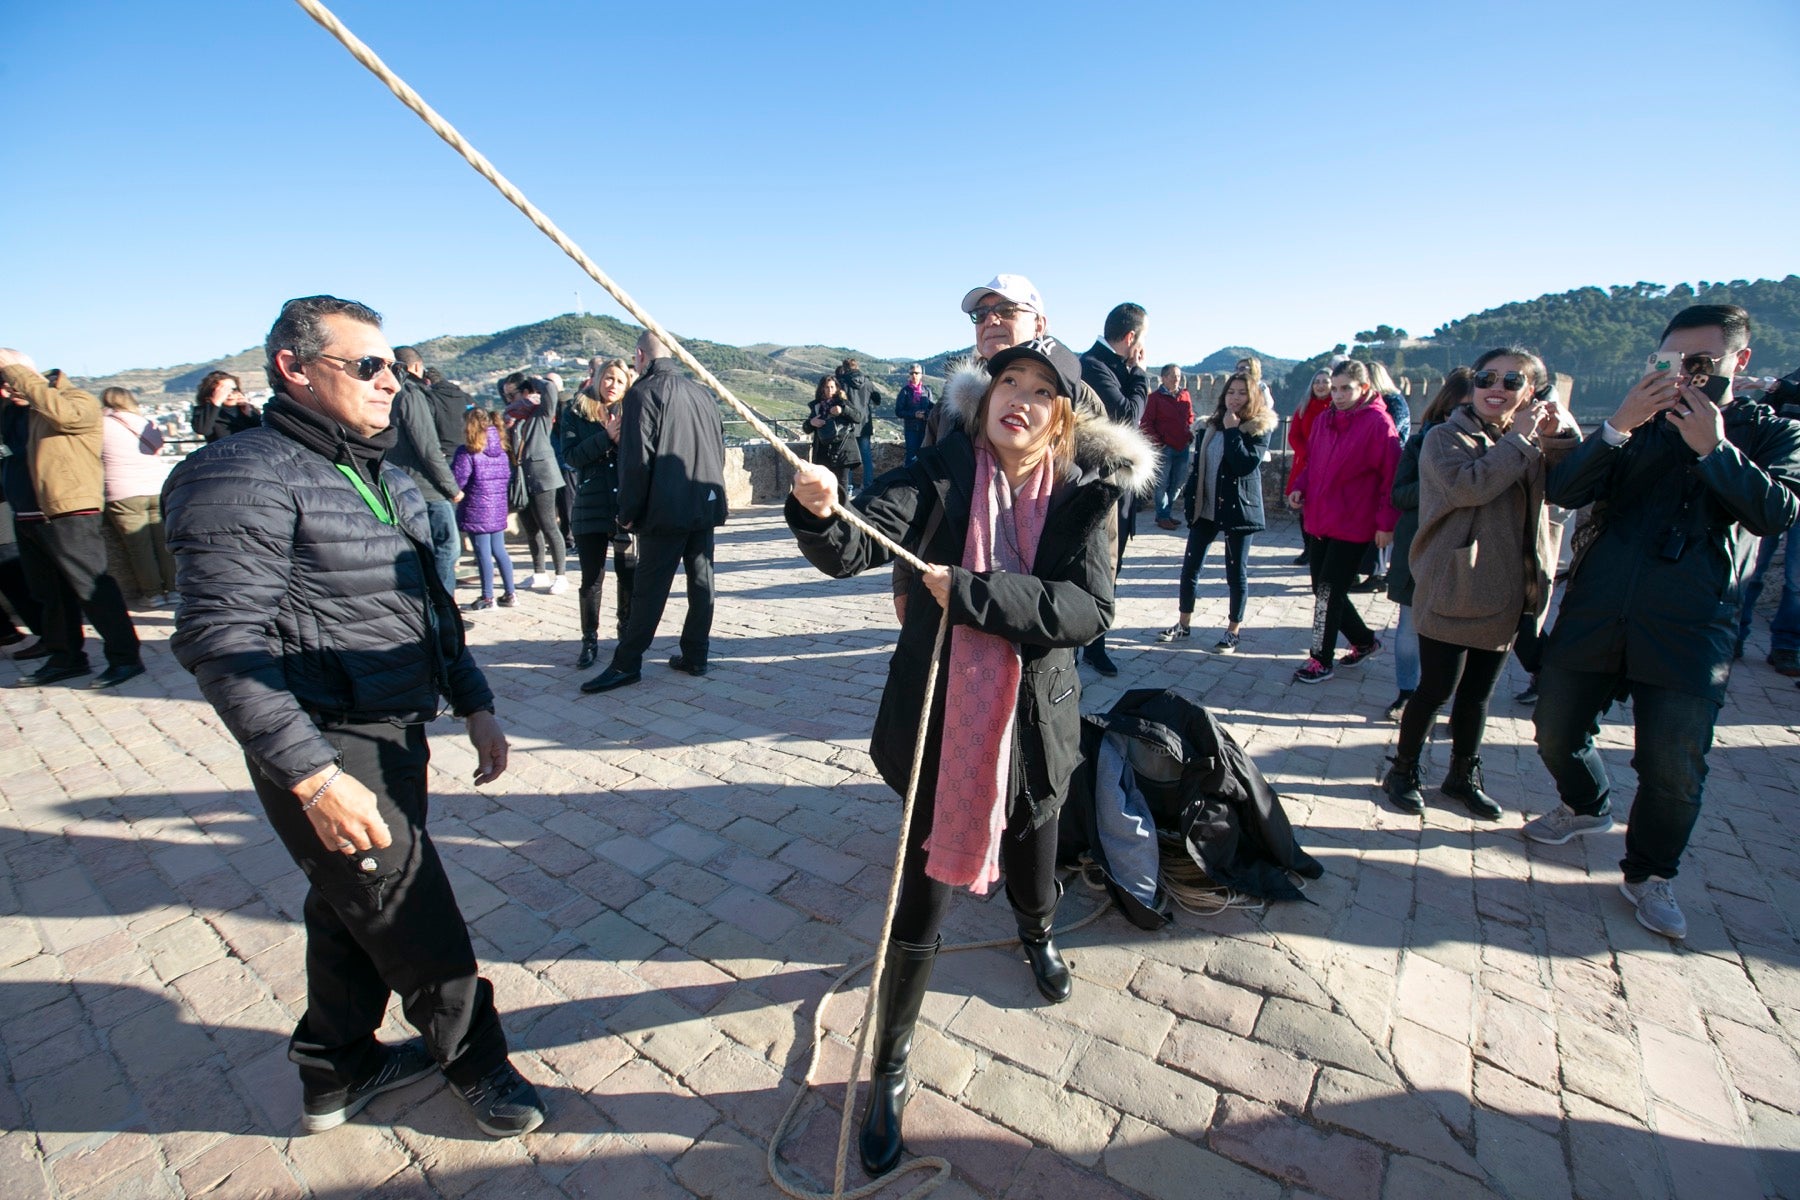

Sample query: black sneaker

[497,592,517,608]
[1385,689,1413,721]
[1515,674,1539,705]
[457,1061,546,1138]
[301,1039,436,1134]
[1083,644,1119,677]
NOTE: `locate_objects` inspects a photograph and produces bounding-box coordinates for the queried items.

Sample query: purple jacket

[452,427,512,534]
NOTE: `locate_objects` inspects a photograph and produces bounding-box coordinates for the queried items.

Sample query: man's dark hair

[422,366,444,385]
[1103,302,1147,345]
[264,295,382,390]
[1660,304,1752,353]
[394,346,424,368]
[500,372,528,390]
[518,377,543,397]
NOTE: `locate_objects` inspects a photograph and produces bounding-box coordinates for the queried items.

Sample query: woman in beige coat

[1382,348,1579,818]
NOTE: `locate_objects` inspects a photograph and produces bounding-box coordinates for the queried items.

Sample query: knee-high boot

[859,936,939,1177]
[1012,881,1073,1004]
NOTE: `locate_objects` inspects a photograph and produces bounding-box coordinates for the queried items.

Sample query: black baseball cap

[985,336,1083,402]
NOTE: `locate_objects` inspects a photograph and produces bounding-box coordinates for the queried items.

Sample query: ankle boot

[575,638,599,670]
[1015,909,1073,1005]
[1382,753,1425,814]
[859,937,939,1177]
[1442,753,1502,819]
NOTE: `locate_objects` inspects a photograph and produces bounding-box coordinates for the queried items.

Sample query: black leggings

[890,788,1059,946]
[1178,520,1252,623]
[1307,536,1374,659]
[518,488,566,575]
[573,531,635,641]
[1397,634,1510,759]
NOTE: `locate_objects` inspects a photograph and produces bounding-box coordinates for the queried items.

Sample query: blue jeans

[469,531,515,600]
[1737,528,1800,655]
[1155,447,1192,521]
[1533,663,1720,882]
[1394,604,1420,692]
[902,422,926,467]
[425,501,459,596]
[857,433,875,492]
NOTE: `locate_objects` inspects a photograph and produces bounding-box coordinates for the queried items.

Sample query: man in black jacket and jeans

[1079,302,1151,676]
[1523,305,1800,940]
[164,295,545,1138]
[391,346,462,596]
[581,329,728,693]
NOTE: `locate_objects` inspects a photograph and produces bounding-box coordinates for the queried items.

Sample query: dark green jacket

[1543,398,1800,701]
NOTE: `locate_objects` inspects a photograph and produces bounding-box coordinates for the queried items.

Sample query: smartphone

[1691,373,1731,405]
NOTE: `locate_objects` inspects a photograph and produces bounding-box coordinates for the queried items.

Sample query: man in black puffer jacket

[164,295,546,1139]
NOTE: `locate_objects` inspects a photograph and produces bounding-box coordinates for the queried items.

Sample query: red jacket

[1290,398,1400,542]
[1140,387,1193,451]
[1286,394,1331,490]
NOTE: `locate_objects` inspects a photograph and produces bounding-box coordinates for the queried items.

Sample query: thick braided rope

[285,3,953,1195]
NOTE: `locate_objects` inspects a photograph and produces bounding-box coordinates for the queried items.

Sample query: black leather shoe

[574,639,598,670]
[668,653,708,677]
[89,663,146,690]
[579,666,641,694]
[0,630,23,648]
[19,662,93,687]
[12,639,53,661]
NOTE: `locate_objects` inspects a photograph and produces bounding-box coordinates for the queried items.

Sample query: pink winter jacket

[1290,397,1401,543]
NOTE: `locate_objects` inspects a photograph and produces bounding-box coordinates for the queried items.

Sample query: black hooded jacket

[164,394,493,788]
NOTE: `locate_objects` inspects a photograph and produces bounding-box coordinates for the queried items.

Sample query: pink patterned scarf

[925,444,1055,893]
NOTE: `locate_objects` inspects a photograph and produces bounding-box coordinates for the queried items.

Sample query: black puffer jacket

[165,395,493,788]
[786,398,1154,829]
[1544,397,1800,702]
[561,402,621,536]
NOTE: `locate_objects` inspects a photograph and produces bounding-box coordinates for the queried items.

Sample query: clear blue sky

[3,0,1797,377]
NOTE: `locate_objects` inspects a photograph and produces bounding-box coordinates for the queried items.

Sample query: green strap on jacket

[335,463,395,525]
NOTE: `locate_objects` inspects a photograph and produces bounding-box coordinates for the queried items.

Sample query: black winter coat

[389,377,459,502]
[1544,398,1800,702]
[192,401,262,443]
[787,428,1127,829]
[1181,421,1269,534]
[808,394,861,469]
[164,395,493,788]
[1386,423,1434,607]
[561,404,621,536]
[1080,340,1151,427]
[618,357,728,535]
[429,377,473,464]
[835,367,880,439]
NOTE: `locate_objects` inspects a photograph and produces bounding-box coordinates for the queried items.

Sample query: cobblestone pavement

[2,507,1797,1200]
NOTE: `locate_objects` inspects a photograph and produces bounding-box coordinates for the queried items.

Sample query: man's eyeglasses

[1679,353,1724,377]
[1473,369,1529,392]
[313,353,401,382]
[969,302,1029,325]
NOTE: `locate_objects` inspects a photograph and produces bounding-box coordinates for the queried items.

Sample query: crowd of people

[0,286,1796,1167]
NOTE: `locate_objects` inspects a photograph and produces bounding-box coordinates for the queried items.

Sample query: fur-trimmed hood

[940,359,1158,497]
[1199,406,1278,439]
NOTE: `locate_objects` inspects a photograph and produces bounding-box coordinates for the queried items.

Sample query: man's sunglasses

[313,352,401,381]
[1472,369,1529,392]
[1677,353,1724,377]
[969,302,1030,325]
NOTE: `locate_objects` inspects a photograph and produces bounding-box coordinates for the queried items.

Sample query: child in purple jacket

[452,409,517,610]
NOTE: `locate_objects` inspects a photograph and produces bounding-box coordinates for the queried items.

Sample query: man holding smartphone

[1522,305,1800,939]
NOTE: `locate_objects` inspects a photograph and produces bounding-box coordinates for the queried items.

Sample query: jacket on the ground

[1290,397,1401,543]
[1286,393,1330,492]
[786,376,1155,830]
[1543,397,1800,702]
[1141,386,1194,452]
[390,377,460,503]
[2,364,103,518]
[561,403,621,536]
[165,394,492,789]
[1181,408,1274,533]
[1410,405,1579,652]
[617,357,728,535]
[452,427,513,535]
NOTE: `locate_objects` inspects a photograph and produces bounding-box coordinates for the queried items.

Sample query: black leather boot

[859,937,939,1177]
[574,638,599,670]
[1442,753,1502,819]
[1014,904,1073,1004]
[1381,753,1425,814]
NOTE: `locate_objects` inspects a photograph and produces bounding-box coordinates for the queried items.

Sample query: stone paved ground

[2,507,1797,1200]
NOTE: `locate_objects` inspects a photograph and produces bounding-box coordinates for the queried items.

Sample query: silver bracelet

[300,766,342,812]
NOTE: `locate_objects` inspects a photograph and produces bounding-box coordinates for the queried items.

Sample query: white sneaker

[1521,804,1614,845]
[519,573,543,590]
[1620,876,1687,940]
[547,575,569,595]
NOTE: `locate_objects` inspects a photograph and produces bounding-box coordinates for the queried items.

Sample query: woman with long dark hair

[191,371,261,442]
[786,338,1151,1177]
[1382,348,1578,817]
[1157,371,1274,650]
[563,358,636,669]
[806,374,859,492]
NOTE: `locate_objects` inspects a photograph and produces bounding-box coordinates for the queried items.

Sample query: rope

[282,4,967,1195]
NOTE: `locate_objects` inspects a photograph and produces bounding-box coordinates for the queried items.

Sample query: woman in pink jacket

[1286,360,1401,683]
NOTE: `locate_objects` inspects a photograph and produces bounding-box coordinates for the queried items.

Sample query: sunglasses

[1678,353,1723,376]
[969,302,1029,325]
[313,352,401,382]
[1472,369,1529,392]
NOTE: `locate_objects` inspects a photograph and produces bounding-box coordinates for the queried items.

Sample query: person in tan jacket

[1381,347,1577,818]
[0,350,142,688]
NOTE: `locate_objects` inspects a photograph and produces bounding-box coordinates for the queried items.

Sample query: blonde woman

[562,358,637,668]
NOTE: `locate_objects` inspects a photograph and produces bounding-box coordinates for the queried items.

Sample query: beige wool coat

[1410,404,1579,652]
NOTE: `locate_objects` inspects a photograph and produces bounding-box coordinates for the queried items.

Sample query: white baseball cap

[960,273,1043,315]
